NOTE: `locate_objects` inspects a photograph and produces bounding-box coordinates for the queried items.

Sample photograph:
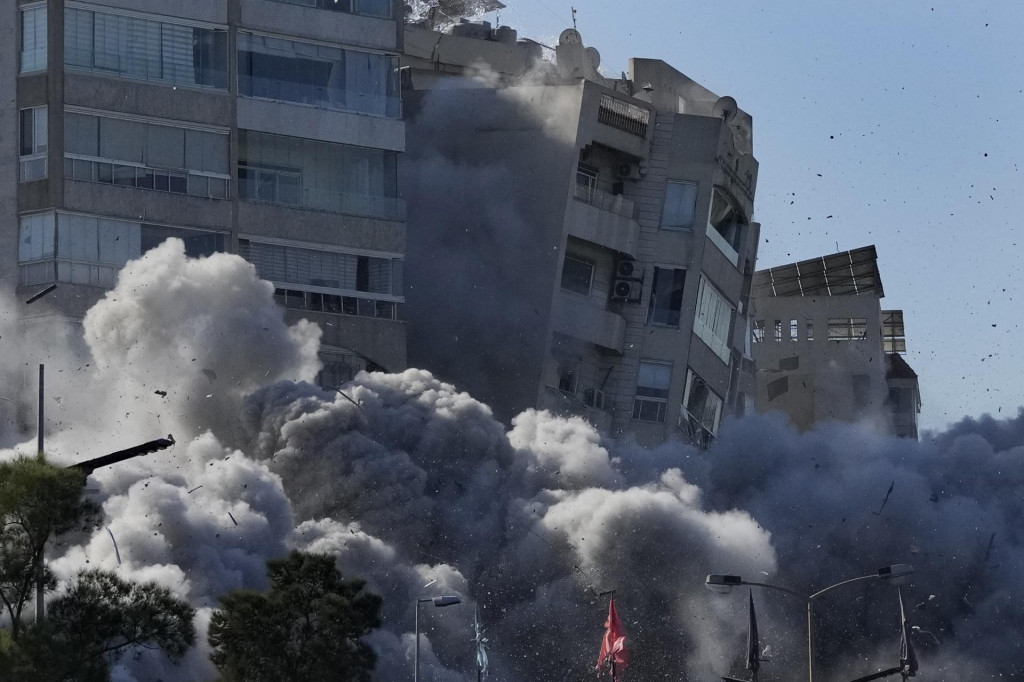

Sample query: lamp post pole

[706,565,914,682]
[414,595,462,682]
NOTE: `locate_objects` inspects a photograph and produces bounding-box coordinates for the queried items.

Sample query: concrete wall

[241,0,398,50]
[1,0,19,291]
[751,293,888,430]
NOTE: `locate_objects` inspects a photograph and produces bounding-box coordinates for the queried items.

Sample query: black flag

[746,589,760,672]
[899,588,918,678]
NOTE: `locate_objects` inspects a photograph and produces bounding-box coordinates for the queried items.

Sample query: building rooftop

[752,245,884,298]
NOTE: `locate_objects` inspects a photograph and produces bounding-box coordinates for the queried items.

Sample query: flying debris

[337,390,365,412]
[25,283,58,305]
[473,605,490,680]
[228,511,238,526]
[106,527,122,565]
[874,481,895,515]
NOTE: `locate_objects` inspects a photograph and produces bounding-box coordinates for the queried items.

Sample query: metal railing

[573,179,635,218]
[598,94,650,137]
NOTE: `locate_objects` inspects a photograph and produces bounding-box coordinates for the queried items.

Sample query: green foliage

[209,550,382,682]
[0,456,101,640]
[7,569,196,682]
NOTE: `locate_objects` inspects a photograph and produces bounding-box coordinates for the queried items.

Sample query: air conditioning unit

[615,257,642,280]
[610,278,642,302]
[616,162,642,181]
[583,388,605,409]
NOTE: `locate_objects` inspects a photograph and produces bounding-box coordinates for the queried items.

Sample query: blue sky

[483,0,1024,431]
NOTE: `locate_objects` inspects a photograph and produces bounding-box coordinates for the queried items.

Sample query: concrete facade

[750,246,922,437]
[402,23,760,447]
[5,0,408,382]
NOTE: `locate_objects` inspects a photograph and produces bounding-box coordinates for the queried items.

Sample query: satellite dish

[559,28,582,46]
[585,46,601,70]
[712,96,738,123]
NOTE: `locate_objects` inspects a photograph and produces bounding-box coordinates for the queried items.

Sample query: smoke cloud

[0,236,1021,682]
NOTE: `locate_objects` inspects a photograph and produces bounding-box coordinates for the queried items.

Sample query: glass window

[238,32,400,117]
[560,255,593,295]
[661,181,698,229]
[679,368,723,445]
[238,130,400,218]
[243,240,399,297]
[633,361,671,422]
[64,8,228,89]
[706,187,744,264]
[647,267,686,326]
[752,319,765,343]
[18,213,56,262]
[19,107,48,182]
[827,318,868,341]
[693,275,734,363]
[261,0,393,20]
[21,6,48,73]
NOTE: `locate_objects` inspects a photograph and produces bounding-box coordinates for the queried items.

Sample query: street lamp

[705,564,913,682]
[414,595,462,682]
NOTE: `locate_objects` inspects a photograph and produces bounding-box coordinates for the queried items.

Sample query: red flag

[596,598,631,676]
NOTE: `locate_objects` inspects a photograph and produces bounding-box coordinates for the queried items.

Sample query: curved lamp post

[705,564,913,682]
[414,595,462,682]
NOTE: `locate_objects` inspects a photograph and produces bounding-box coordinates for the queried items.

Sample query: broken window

[575,163,598,204]
[706,187,745,265]
[661,180,699,230]
[647,267,686,326]
[560,254,594,296]
[773,319,783,342]
[828,318,868,341]
[806,319,814,341]
[556,356,580,395]
[790,319,798,341]
[752,319,765,343]
[633,361,671,422]
[679,369,722,446]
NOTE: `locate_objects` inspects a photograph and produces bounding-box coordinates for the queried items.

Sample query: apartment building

[750,246,922,438]
[401,22,760,447]
[6,0,407,383]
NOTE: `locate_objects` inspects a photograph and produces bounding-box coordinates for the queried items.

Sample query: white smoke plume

[1,241,1022,681]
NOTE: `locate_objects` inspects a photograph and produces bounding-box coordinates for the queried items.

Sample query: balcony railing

[263,0,393,19]
[598,94,650,137]
[573,178,635,218]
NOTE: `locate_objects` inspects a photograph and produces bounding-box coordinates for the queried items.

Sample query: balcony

[566,181,640,256]
[598,94,649,137]
[539,386,614,433]
[551,293,627,354]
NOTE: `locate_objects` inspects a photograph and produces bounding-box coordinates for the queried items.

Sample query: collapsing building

[402,22,760,447]
[749,246,922,438]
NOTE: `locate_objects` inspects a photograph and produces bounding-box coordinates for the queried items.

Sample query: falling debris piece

[423,578,438,588]
[337,390,365,412]
[984,532,996,563]
[25,284,58,305]
[154,390,167,397]
[873,481,895,515]
[106,527,122,565]
[187,485,203,494]
[228,511,238,526]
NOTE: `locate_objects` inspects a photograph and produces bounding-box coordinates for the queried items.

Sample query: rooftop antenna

[571,6,577,30]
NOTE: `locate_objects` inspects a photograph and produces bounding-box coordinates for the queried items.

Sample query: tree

[209,551,382,682]
[0,456,101,640]
[9,569,196,682]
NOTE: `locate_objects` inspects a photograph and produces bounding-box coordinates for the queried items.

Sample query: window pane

[65,113,100,156]
[662,181,698,229]
[636,361,671,399]
[647,267,686,326]
[147,125,185,169]
[20,109,34,156]
[693,276,734,362]
[100,118,145,163]
[21,7,48,72]
[560,255,593,295]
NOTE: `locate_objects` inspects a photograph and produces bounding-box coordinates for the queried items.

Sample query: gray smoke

[0,235,1021,681]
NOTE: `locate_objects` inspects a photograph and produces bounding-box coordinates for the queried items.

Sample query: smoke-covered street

[2,241,1020,681]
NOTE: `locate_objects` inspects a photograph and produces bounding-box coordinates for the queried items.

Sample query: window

[556,355,580,395]
[263,0,393,20]
[272,288,398,320]
[647,267,686,326]
[806,319,815,341]
[661,181,698,229]
[679,369,723,447]
[693,276,734,363]
[64,7,228,89]
[239,131,400,219]
[21,5,47,72]
[773,319,782,342]
[237,33,400,118]
[752,319,765,343]
[18,212,224,287]
[633,361,671,422]
[240,240,402,298]
[827,318,868,341]
[575,163,598,204]
[560,255,593,296]
[64,112,229,199]
[706,187,744,265]
[19,107,48,182]
[790,319,798,341]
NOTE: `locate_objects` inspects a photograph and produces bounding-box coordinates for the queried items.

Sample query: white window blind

[693,275,734,363]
